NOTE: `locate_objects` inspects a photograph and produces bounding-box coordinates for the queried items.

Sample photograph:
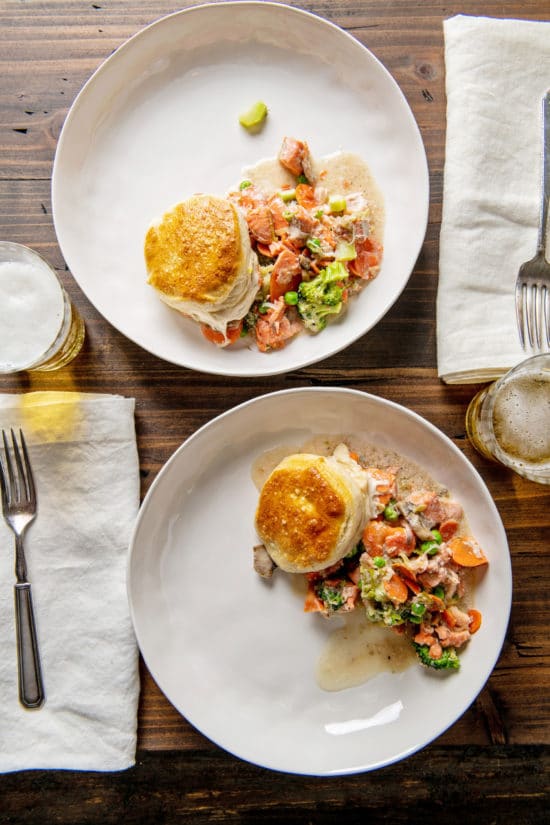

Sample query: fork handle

[14,583,45,709]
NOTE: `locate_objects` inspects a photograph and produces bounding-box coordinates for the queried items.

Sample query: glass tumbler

[0,242,85,374]
[465,353,550,484]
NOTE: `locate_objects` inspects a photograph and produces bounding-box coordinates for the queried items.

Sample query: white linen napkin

[0,392,140,772]
[437,15,550,384]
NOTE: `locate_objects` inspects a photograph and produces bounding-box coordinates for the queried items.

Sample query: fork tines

[0,429,36,508]
[516,277,550,351]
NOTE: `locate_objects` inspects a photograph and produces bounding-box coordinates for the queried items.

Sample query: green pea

[411,602,426,618]
[420,540,440,556]
[383,501,399,522]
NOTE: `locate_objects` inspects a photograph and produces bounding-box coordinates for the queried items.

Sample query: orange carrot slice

[442,608,457,628]
[392,563,422,595]
[440,519,459,541]
[468,609,482,634]
[200,320,243,346]
[256,242,273,257]
[449,536,488,568]
[425,593,446,612]
[383,574,409,604]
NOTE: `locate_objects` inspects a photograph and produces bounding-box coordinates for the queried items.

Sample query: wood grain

[1,0,549,820]
[1,747,549,824]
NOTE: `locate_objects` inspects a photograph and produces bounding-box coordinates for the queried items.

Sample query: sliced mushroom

[253,544,276,579]
[396,500,435,541]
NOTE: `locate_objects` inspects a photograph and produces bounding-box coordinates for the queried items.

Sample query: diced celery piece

[306,237,322,254]
[279,189,296,203]
[238,101,268,129]
[335,240,357,261]
[329,194,347,212]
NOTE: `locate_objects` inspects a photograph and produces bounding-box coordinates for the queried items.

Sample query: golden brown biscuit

[144,194,258,336]
[255,452,367,573]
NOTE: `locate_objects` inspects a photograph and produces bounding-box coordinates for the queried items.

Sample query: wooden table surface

[1,0,549,821]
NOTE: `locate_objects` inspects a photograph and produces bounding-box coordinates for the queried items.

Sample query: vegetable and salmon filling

[303,461,487,671]
[201,137,383,351]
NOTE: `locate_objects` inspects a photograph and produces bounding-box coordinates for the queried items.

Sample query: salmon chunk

[278,137,311,177]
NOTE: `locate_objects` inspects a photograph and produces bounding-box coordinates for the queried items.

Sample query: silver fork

[0,429,44,708]
[515,90,550,351]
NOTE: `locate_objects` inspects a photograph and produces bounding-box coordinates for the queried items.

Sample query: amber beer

[466,354,550,484]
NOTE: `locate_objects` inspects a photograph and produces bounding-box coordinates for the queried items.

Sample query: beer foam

[493,375,550,464]
[0,259,64,371]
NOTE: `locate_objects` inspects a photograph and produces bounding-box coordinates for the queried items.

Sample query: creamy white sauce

[242,150,385,246]
[252,434,444,498]
[0,259,64,371]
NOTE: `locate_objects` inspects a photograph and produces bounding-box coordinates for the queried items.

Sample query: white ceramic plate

[52,2,429,376]
[127,388,512,775]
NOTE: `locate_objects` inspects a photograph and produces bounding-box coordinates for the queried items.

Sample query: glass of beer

[0,242,85,374]
[465,353,550,484]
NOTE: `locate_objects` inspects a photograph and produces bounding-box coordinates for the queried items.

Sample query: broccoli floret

[360,565,408,626]
[364,600,407,627]
[315,581,346,612]
[413,643,460,671]
[297,261,348,332]
[243,309,258,333]
[360,562,388,605]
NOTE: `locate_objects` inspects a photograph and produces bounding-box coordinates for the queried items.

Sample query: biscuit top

[144,195,244,305]
[255,454,350,573]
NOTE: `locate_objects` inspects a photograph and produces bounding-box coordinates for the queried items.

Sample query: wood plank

[0,746,548,823]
